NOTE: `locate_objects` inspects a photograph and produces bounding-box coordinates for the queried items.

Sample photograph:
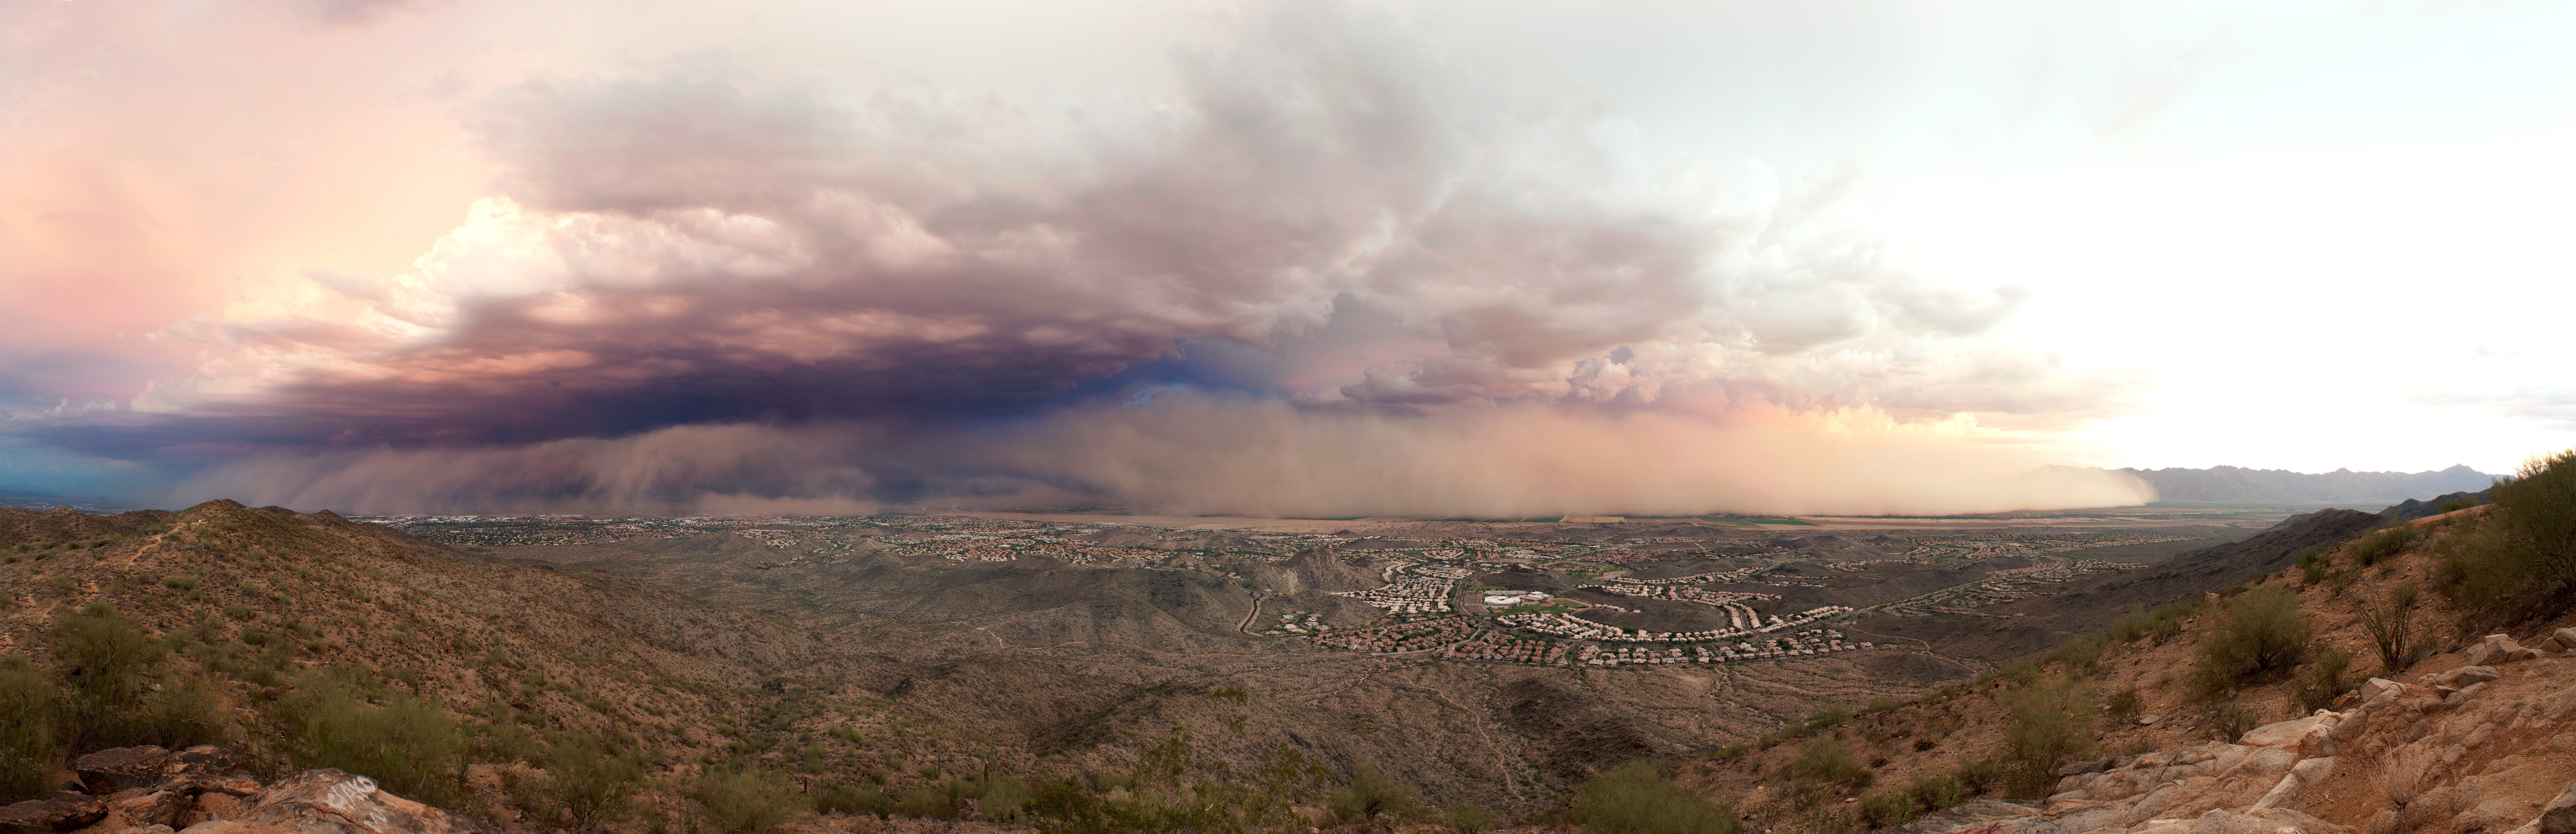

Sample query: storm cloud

[17,2,2154,513]
[183,395,2155,517]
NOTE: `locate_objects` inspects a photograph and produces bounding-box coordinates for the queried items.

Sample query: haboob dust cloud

[25,3,2151,516]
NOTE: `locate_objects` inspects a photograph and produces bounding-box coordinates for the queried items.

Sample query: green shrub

[542,732,646,831]
[1801,703,1853,729]
[2047,638,2104,674]
[1,656,59,803]
[2296,548,2328,585]
[2359,581,2421,672]
[2104,688,2142,726]
[1572,760,1738,834]
[1782,737,1871,792]
[141,676,226,750]
[693,767,803,834]
[56,604,179,750]
[1952,759,2003,796]
[1997,676,2096,800]
[289,682,465,808]
[975,776,1032,823]
[810,782,892,818]
[1325,764,1416,828]
[2358,522,2425,568]
[1908,772,1966,811]
[2441,450,2576,623]
[1025,731,1326,834]
[2190,586,2311,698]
[1980,660,2041,689]
[1445,803,1497,834]
[2287,645,2353,714]
[895,786,955,819]
[2206,709,2259,743]
[1857,791,1917,827]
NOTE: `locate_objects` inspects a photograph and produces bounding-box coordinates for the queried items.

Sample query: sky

[3,0,2572,515]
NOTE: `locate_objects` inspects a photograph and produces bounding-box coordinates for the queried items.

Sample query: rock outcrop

[0,748,475,834]
[1889,631,2576,834]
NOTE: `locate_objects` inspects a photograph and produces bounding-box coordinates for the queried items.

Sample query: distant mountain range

[0,483,127,511]
[2115,464,2495,505]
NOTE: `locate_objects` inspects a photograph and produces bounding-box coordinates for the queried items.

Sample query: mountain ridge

[2114,464,2494,504]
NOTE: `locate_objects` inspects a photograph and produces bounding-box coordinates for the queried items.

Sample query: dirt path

[1236,593,1269,634]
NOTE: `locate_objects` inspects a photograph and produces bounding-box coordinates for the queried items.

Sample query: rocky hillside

[11,476,2573,834]
[2379,490,2492,522]
[1,745,481,834]
[1683,501,2576,834]
[1,499,1951,833]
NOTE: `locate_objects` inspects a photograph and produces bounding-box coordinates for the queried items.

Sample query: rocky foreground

[0,745,474,834]
[1896,629,2576,834]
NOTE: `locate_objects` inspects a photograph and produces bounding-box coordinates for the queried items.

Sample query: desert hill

[2379,489,2492,522]
[2116,465,2493,504]
[1989,508,2385,635]
[18,484,2558,834]
[3,498,1976,832]
[1684,495,2576,834]
[1842,509,2381,667]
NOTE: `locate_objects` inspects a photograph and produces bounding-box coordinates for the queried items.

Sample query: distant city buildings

[364,511,2156,672]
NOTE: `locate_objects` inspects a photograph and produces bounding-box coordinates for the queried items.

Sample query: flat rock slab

[228,770,478,834]
[2240,714,2336,750]
[104,789,190,829]
[0,793,107,834]
[169,748,245,777]
[75,747,176,795]
[1893,799,2040,834]
[2542,778,2576,834]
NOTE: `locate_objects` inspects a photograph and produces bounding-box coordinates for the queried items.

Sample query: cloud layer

[183,394,2155,517]
[12,1,2162,513]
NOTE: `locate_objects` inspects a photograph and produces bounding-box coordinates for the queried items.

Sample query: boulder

[2544,628,2576,654]
[2359,678,2402,701]
[1890,799,2038,834]
[2406,783,2487,832]
[76,747,177,795]
[176,795,246,831]
[2247,807,2353,834]
[170,748,245,776]
[2466,634,2544,666]
[2253,756,2337,811]
[104,789,191,828]
[2444,666,2504,687]
[2543,778,2576,834]
[232,770,477,834]
[2458,798,2530,833]
[2185,808,2341,834]
[2447,682,2492,708]
[187,775,262,799]
[2241,714,2337,751]
[0,793,108,834]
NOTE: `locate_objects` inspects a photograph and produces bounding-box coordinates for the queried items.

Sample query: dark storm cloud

[122,0,2070,451]
[15,2,2155,515]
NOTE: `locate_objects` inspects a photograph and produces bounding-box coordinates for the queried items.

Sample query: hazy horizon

[5,1,2572,514]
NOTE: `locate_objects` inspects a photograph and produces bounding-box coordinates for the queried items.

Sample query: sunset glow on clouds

[4,0,2573,513]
